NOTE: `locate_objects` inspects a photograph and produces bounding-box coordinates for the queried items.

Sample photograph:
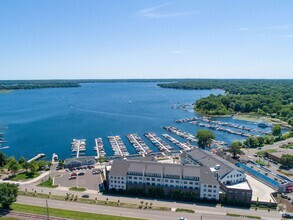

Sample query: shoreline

[194,110,291,129]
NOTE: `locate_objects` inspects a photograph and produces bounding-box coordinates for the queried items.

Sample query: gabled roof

[184,148,243,178]
[109,159,220,186]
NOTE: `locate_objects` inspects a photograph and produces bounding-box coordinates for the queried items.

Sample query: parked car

[78,172,85,176]
[82,194,89,198]
[282,213,293,218]
[71,172,77,177]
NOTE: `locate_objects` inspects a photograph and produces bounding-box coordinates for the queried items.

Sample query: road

[16,196,281,220]
[242,137,293,175]
[15,193,282,220]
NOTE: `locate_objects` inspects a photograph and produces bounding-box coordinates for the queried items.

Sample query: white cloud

[169,50,185,54]
[138,1,196,18]
[236,27,249,32]
[263,24,293,30]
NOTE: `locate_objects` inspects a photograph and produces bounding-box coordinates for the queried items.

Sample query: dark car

[78,172,85,176]
[282,213,293,218]
[82,194,89,198]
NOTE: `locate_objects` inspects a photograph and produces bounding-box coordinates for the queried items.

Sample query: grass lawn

[7,172,40,181]
[37,178,58,188]
[0,218,18,220]
[280,143,293,149]
[69,186,87,192]
[10,203,143,220]
[256,149,277,157]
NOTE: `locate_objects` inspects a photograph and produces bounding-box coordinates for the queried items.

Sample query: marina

[190,120,253,137]
[126,133,152,156]
[108,135,129,157]
[162,134,192,151]
[164,126,198,142]
[144,132,173,153]
[94,138,106,158]
[71,139,86,158]
[176,116,271,136]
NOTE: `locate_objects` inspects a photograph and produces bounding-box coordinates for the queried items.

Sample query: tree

[272,125,281,136]
[18,157,26,165]
[22,161,30,171]
[0,151,7,167]
[196,130,215,148]
[29,161,39,174]
[280,154,293,168]
[6,157,21,174]
[228,141,244,159]
[0,183,18,209]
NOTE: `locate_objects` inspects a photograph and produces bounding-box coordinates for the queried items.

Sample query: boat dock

[190,120,252,137]
[95,138,106,158]
[144,132,173,153]
[0,146,9,150]
[164,126,198,142]
[176,116,271,135]
[71,139,86,158]
[108,135,129,157]
[162,134,192,151]
[28,153,45,163]
[126,133,152,156]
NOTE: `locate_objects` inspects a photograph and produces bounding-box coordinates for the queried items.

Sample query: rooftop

[183,149,243,178]
[226,180,251,190]
[109,159,220,185]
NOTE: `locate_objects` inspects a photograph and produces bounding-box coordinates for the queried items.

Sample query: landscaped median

[37,177,58,188]
[69,186,87,192]
[175,208,195,213]
[8,203,143,220]
[226,213,261,219]
[18,191,171,212]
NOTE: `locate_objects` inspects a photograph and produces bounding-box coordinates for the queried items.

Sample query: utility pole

[46,199,49,220]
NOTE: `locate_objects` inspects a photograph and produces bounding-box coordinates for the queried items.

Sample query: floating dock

[176,116,271,135]
[28,153,45,163]
[108,136,129,157]
[162,134,192,151]
[126,133,152,156]
[144,132,173,153]
[95,138,106,158]
[71,139,86,158]
[164,126,198,142]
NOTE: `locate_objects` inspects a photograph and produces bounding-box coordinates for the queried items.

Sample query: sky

[0,0,293,80]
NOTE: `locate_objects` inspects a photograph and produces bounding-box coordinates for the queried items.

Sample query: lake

[0,82,270,160]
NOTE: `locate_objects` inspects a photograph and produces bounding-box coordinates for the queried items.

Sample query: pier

[95,138,106,159]
[144,132,173,153]
[164,126,198,142]
[162,134,192,151]
[108,135,129,157]
[28,153,45,163]
[126,133,152,156]
[176,116,271,136]
[71,139,86,158]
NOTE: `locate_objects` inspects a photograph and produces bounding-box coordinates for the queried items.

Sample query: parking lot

[54,167,103,191]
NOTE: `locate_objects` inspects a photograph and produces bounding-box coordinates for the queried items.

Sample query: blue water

[237,163,280,189]
[0,82,272,160]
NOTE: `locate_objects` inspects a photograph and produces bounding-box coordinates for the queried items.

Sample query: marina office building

[181,148,252,204]
[108,159,220,201]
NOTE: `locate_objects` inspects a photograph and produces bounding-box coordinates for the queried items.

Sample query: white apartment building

[108,159,220,200]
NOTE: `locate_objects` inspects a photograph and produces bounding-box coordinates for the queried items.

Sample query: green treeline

[0,80,81,90]
[158,79,293,126]
[0,79,184,91]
